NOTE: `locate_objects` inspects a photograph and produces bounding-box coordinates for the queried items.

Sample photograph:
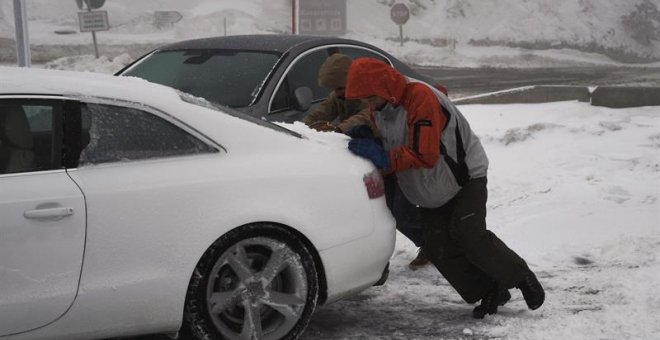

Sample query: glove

[308,121,341,132]
[345,124,375,139]
[348,139,391,171]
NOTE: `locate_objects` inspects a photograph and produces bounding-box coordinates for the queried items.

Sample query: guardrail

[453,85,660,108]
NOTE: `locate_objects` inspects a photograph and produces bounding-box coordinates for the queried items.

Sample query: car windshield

[122,49,281,108]
[177,91,301,138]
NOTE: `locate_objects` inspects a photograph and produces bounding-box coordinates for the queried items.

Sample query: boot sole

[528,300,544,310]
[408,261,430,270]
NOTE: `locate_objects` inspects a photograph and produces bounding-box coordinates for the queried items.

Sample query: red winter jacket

[345,58,447,172]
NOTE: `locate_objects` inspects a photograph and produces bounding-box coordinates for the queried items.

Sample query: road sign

[390,3,410,25]
[298,0,346,36]
[76,0,105,10]
[154,11,183,29]
[78,11,109,32]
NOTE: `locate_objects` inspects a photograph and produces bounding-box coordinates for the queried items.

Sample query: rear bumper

[318,197,396,304]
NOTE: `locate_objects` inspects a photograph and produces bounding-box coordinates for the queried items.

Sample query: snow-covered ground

[293,101,660,340]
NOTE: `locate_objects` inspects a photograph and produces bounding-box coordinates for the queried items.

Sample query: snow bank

[43,53,132,73]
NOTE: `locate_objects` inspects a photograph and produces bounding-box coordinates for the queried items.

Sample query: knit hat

[318,53,352,90]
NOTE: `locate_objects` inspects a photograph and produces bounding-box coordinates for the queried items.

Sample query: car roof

[0,66,314,152]
[157,34,371,53]
[0,67,185,109]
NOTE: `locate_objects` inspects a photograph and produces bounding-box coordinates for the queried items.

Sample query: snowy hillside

[1,0,659,66]
[348,0,660,65]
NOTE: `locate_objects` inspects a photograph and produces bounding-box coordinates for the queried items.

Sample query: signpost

[296,0,346,36]
[390,3,410,46]
[78,11,109,32]
[154,11,183,29]
[76,0,105,10]
[77,0,108,58]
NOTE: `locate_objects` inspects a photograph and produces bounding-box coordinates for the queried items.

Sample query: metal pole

[224,17,227,36]
[399,25,403,46]
[13,0,31,67]
[91,31,99,58]
[85,0,100,58]
[292,0,297,34]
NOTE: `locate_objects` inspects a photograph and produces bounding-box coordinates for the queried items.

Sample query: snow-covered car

[117,34,446,123]
[0,67,395,340]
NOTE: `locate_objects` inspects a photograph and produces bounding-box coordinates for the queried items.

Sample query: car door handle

[24,207,74,221]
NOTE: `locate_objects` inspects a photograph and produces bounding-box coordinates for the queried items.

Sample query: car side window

[271,49,331,112]
[78,103,215,166]
[0,100,62,175]
[338,47,390,64]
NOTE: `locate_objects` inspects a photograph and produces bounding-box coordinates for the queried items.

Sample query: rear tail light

[363,169,385,199]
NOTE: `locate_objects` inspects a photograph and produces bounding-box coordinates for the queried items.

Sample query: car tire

[183,224,319,340]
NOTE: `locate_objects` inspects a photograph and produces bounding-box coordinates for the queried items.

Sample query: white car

[0,67,395,340]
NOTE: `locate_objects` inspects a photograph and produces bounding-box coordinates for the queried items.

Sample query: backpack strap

[439,104,469,186]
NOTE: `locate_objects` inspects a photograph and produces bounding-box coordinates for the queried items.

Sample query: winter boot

[472,285,511,319]
[408,247,430,270]
[517,269,545,310]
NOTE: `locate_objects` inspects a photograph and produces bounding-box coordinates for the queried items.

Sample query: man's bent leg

[448,177,529,289]
[421,204,492,303]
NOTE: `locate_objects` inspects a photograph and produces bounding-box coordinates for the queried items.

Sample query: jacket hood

[345,58,407,105]
[318,53,352,89]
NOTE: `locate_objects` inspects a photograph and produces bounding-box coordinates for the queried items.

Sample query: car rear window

[177,91,301,138]
[122,49,281,108]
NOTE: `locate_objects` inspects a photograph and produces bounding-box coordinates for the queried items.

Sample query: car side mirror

[293,87,313,112]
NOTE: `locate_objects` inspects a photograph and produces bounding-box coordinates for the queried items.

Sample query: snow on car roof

[0,66,184,110]
[0,66,316,154]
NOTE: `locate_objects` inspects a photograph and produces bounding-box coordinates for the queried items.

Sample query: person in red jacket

[344,58,545,318]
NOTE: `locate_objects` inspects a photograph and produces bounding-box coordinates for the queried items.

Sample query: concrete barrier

[591,87,660,108]
[453,85,591,105]
[453,85,660,108]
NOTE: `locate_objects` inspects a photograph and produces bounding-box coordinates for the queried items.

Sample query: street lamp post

[13,0,31,67]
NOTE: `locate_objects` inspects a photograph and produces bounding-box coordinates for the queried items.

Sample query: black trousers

[384,174,425,247]
[419,177,529,303]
